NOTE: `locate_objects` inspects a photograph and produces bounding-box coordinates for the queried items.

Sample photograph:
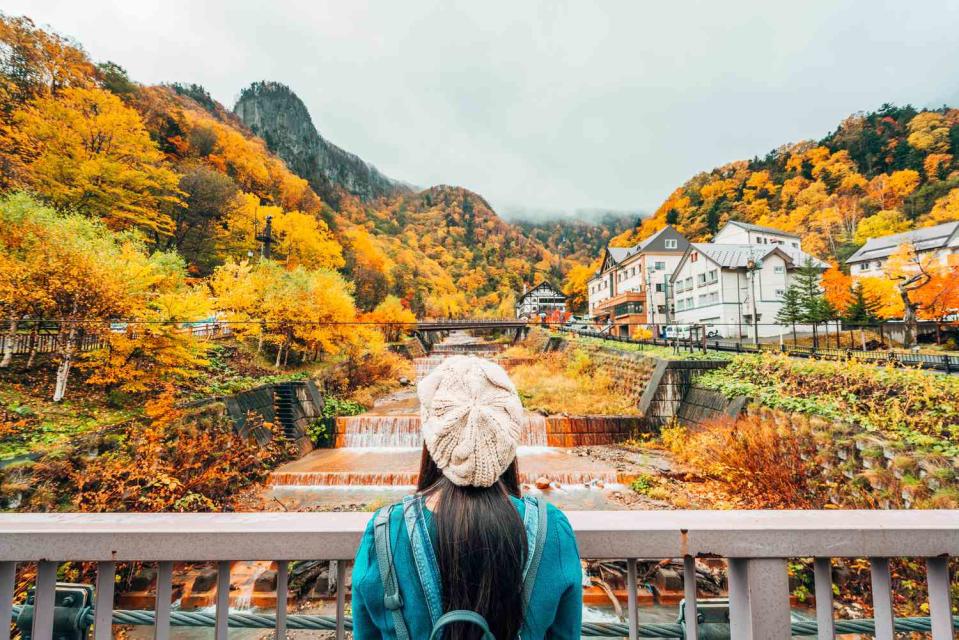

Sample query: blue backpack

[373,494,548,640]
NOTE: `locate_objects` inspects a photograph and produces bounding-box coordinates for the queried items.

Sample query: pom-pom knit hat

[417,355,524,487]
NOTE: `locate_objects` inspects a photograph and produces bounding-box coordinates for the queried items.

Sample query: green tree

[793,258,828,349]
[843,282,881,326]
[775,286,803,346]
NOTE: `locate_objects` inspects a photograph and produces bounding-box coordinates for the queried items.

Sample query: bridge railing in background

[2,510,956,640]
[560,326,959,372]
[0,323,232,357]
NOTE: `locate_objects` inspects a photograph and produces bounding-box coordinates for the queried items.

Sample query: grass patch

[697,352,959,456]
[508,349,641,415]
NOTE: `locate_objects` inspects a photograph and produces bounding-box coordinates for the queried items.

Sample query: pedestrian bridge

[415,318,529,331]
[2,510,956,639]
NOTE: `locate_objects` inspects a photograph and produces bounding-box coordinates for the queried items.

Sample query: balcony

[596,290,647,312]
[2,510,957,639]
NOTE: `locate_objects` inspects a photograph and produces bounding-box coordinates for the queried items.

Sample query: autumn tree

[854,210,910,245]
[364,295,416,342]
[884,243,936,348]
[0,194,172,400]
[79,251,211,395]
[562,262,598,313]
[4,86,182,237]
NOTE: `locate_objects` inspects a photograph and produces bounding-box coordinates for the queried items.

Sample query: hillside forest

[608,107,959,322]
[1,12,958,417]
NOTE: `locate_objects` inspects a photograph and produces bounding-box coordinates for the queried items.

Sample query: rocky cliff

[234,81,408,203]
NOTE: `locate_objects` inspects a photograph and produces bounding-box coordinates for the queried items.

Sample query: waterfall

[338,412,551,448]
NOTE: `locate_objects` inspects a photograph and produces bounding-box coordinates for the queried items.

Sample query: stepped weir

[268,332,623,489]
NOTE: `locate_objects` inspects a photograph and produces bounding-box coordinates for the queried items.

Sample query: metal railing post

[728,558,791,640]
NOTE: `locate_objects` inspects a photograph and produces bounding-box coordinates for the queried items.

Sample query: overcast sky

[7,1,959,220]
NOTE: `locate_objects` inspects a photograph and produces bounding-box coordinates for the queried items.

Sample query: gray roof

[846,221,959,264]
[691,243,828,270]
[725,220,801,239]
[594,226,688,276]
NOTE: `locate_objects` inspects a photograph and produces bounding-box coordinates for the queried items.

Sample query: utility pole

[747,256,760,347]
[256,215,275,259]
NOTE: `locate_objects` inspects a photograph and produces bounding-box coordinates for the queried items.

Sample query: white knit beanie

[418,355,524,488]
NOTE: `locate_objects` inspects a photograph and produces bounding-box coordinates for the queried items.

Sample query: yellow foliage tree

[854,210,911,245]
[4,86,181,236]
[562,261,599,313]
[907,112,951,153]
[364,295,416,342]
[923,188,959,226]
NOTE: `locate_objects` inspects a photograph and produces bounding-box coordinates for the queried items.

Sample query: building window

[775,289,785,298]
[655,283,664,292]
[665,239,678,249]
[691,253,698,262]
[791,242,799,248]
[697,273,706,285]
[774,266,785,274]
[631,267,636,276]
[677,299,685,311]
[655,261,665,270]
[708,269,717,282]
[709,291,719,303]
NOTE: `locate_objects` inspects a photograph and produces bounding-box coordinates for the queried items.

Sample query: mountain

[613,105,959,263]
[513,212,636,263]
[234,81,408,204]
[230,81,563,314]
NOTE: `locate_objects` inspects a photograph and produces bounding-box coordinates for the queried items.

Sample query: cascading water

[268,331,622,489]
[338,413,549,448]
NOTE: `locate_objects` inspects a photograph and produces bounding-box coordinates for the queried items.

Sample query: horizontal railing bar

[9,606,959,637]
[0,511,956,561]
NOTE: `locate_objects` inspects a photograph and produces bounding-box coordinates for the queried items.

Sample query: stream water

[124,333,672,638]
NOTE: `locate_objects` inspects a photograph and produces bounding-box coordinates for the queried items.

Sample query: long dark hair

[416,445,526,640]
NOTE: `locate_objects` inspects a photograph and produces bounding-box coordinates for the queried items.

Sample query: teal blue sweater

[351,496,583,639]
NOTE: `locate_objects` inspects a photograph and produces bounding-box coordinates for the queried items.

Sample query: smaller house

[515,282,567,319]
[586,225,690,336]
[846,221,959,277]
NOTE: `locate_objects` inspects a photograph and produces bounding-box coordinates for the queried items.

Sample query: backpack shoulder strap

[374,505,411,640]
[521,497,549,608]
[428,610,496,640]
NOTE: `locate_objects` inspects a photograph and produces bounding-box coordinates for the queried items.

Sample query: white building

[713,220,804,248]
[846,221,959,277]
[586,226,690,337]
[515,282,567,319]
[669,223,827,339]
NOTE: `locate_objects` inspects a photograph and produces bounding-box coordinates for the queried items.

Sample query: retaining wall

[743,406,959,509]
[675,386,749,428]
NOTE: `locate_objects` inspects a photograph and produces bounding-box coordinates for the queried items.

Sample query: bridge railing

[1,510,956,639]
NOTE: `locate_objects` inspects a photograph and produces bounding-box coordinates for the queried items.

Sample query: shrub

[661,414,827,508]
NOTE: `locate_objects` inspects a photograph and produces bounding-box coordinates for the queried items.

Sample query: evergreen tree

[793,258,828,348]
[843,282,881,326]
[775,285,803,345]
